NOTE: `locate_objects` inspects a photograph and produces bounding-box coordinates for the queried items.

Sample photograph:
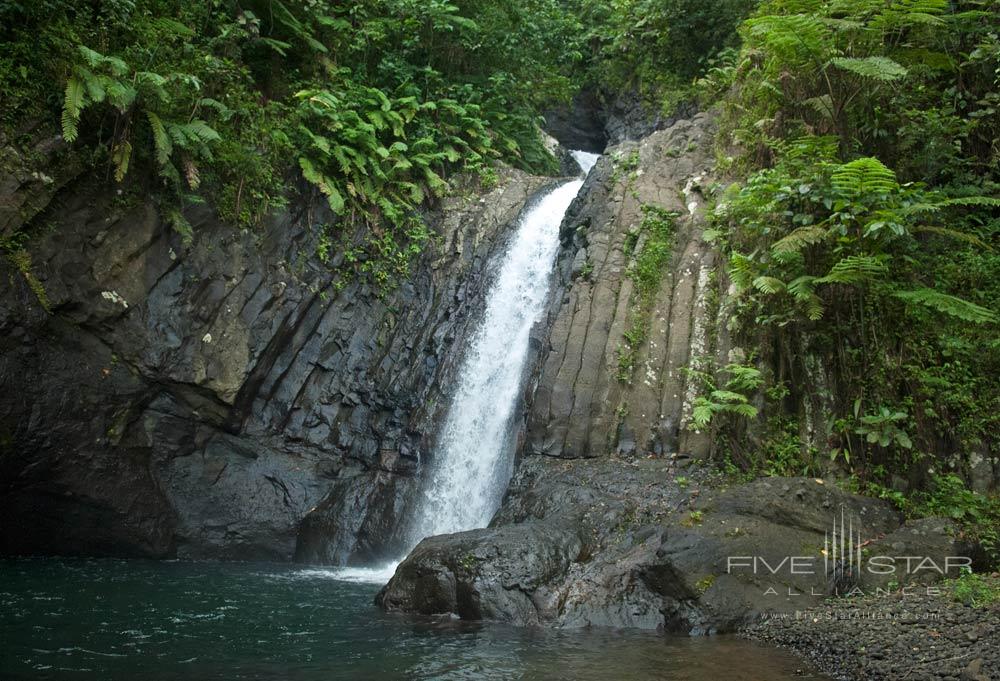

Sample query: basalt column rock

[0,160,549,561]
[526,112,726,461]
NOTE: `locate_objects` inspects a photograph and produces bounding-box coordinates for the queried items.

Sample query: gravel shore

[743,591,999,681]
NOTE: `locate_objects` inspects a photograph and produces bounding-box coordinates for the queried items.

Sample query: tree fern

[771,224,828,255]
[753,275,786,294]
[742,13,831,69]
[728,252,757,291]
[893,288,996,324]
[816,254,889,285]
[788,275,824,320]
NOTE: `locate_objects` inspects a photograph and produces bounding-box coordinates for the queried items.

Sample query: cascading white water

[332,150,599,583]
[408,149,600,540]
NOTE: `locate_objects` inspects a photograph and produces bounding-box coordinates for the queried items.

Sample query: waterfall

[408,150,599,541]
[333,150,599,583]
[411,151,600,539]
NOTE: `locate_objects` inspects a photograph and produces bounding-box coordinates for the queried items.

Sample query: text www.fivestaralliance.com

[757,611,942,622]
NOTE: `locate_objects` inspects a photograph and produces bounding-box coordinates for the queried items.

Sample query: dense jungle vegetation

[2,0,998,547]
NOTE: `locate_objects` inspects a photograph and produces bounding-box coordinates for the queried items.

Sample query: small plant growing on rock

[687,362,763,428]
[695,575,715,594]
[948,568,1000,609]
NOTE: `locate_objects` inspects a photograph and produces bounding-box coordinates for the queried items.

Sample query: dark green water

[1,558,823,680]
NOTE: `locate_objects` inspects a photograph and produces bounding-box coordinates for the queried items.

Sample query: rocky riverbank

[744,585,1000,681]
[377,458,977,634]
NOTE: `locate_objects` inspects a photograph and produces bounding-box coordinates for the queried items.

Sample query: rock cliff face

[527,112,724,461]
[0,150,549,562]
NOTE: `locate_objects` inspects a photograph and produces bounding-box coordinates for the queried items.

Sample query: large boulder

[377,460,974,633]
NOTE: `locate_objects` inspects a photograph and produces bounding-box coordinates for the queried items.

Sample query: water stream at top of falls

[336,150,599,583]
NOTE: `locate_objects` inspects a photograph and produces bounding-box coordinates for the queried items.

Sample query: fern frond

[105,81,137,111]
[165,208,194,245]
[299,157,345,213]
[151,17,195,37]
[710,389,750,404]
[77,45,103,68]
[146,111,172,165]
[62,76,85,142]
[937,196,1000,208]
[893,288,996,323]
[74,66,106,103]
[803,94,835,121]
[742,14,831,67]
[913,225,991,250]
[816,255,889,285]
[786,276,824,320]
[182,120,221,143]
[829,56,908,81]
[728,252,757,291]
[111,141,132,182]
[831,157,898,196]
[753,276,787,294]
[727,403,760,418]
[691,402,715,428]
[772,225,828,255]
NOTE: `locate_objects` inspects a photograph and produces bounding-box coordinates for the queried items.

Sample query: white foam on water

[570,150,600,175]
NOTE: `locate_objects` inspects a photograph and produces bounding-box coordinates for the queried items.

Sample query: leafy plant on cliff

[616,205,677,381]
[687,362,763,429]
[4,0,579,287]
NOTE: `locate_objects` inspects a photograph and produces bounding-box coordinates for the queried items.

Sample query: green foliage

[713,121,998,473]
[711,0,999,480]
[569,0,756,107]
[947,568,1000,608]
[855,407,914,451]
[687,362,763,429]
[3,248,51,313]
[3,0,579,287]
[915,475,1000,565]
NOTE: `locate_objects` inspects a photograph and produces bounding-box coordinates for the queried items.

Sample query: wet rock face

[543,89,609,153]
[0,167,548,561]
[526,112,723,460]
